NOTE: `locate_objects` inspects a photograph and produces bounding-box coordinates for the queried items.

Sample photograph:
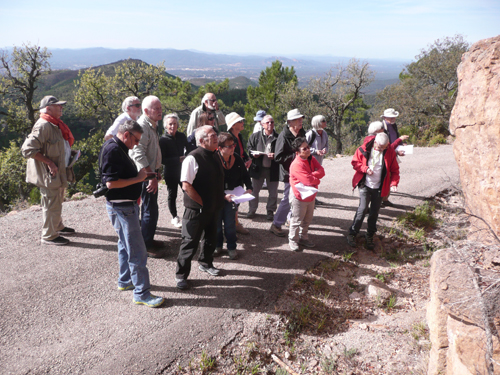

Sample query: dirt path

[0,145,459,374]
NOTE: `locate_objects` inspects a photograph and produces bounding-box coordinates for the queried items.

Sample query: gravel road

[0,144,459,374]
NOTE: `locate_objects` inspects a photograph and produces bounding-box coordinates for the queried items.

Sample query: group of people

[22,92,407,308]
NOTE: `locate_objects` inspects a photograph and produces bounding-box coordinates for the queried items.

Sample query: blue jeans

[140,182,159,247]
[217,200,237,250]
[273,182,291,227]
[349,186,383,236]
[106,202,151,299]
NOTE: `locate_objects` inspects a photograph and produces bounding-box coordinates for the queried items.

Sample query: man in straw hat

[22,96,76,245]
[380,108,409,207]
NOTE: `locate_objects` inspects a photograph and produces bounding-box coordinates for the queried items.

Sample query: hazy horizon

[1,0,498,60]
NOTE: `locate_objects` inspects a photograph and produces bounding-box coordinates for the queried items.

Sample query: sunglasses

[129,103,141,108]
[221,144,236,148]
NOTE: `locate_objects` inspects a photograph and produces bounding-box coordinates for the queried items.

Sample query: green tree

[342,95,371,154]
[245,60,298,125]
[0,43,52,138]
[309,59,375,154]
[374,35,469,140]
[0,141,31,210]
[73,68,119,127]
[74,59,168,129]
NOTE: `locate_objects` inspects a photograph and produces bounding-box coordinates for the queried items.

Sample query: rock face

[427,248,500,375]
[449,35,500,239]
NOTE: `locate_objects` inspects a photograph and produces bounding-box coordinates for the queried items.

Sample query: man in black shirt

[175,126,225,290]
[100,120,164,308]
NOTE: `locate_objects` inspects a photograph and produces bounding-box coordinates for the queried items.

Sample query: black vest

[183,147,224,212]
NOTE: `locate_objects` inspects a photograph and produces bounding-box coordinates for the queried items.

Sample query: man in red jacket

[289,137,325,251]
[347,133,399,250]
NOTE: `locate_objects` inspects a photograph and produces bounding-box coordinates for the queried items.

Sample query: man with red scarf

[22,96,76,245]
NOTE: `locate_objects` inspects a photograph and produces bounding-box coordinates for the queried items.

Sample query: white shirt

[180,155,199,184]
[365,149,383,189]
[253,122,262,134]
[105,113,132,137]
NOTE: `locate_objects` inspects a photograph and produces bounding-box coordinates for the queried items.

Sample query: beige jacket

[186,105,226,135]
[129,115,162,171]
[21,118,75,189]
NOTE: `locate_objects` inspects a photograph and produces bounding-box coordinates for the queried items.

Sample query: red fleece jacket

[351,135,400,198]
[290,156,325,202]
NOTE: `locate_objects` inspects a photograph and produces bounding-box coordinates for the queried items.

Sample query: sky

[0,0,498,60]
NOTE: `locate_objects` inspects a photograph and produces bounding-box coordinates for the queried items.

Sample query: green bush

[398,201,437,229]
[0,141,31,210]
[429,134,447,146]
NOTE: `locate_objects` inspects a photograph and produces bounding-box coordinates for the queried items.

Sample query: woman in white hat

[226,112,252,235]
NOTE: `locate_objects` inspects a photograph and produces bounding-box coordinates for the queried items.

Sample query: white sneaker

[171,216,182,228]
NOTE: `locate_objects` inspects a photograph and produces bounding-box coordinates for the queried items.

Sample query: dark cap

[40,96,67,109]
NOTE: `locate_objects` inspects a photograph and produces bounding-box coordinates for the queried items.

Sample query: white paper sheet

[250,150,266,155]
[294,182,318,200]
[224,186,255,204]
[395,145,413,155]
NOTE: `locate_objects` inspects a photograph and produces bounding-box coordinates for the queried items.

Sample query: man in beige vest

[22,96,76,245]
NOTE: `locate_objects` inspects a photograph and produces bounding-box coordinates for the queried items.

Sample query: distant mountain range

[36,48,405,85]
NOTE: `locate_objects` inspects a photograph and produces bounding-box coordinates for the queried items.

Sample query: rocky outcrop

[427,248,500,374]
[449,35,500,239]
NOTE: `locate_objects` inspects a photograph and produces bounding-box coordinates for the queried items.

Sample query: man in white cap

[104,96,142,141]
[269,109,306,237]
[186,93,226,135]
[21,96,76,245]
[252,110,267,134]
[380,108,409,207]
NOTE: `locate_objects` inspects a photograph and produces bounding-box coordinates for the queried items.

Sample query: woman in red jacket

[288,137,325,251]
[347,132,399,250]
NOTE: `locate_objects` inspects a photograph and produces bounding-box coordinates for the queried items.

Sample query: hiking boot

[118,283,134,291]
[346,234,357,247]
[171,216,182,228]
[289,241,302,252]
[266,211,274,221]
[42,236,69,246]
[133,294,165,308]
[270,224,286,237]
[365,233,375,250]
[213,247,223,256]
[299,238,316,248]
[58,227,75,235]
[149,240,166,249]
[199,264,220,276]
[381,200,394,208]
[228,250,238,260]
[236,223,249,235]
[147,249,167,258]
[176,279,189,290]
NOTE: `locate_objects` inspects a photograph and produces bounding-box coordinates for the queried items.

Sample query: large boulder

[449,35,500,239]
[427,248,500,375]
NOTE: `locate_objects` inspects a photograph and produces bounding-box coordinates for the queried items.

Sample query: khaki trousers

[40,187,65,240]
[288,195,315,244]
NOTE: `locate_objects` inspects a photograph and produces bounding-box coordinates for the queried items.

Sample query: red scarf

[40,113,75,146]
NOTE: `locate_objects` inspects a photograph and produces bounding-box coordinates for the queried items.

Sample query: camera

[93,183,108,198]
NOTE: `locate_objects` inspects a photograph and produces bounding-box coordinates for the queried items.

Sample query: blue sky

[0,0,498,60]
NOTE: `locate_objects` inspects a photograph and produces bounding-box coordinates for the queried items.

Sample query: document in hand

[395,145,413,155]
[224,186,256,204]
[68,150,81,168]
[294,182,318,200]
[250,150,266,155]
